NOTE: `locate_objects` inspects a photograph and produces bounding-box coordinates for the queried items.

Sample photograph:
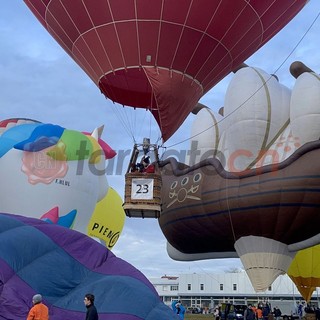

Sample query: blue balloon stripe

[26,219,155,293]
[13,124,64,152]
[0,123,42,157]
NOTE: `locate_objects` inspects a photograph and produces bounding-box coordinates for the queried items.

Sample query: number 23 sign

[131,178,154,200]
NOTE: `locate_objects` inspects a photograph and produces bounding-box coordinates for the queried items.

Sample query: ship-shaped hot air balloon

[158,61,320,292]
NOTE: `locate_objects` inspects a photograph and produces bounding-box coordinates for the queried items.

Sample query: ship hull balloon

[158,140,320,289]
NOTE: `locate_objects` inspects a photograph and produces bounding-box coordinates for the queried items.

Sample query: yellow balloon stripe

[87,188,125,250]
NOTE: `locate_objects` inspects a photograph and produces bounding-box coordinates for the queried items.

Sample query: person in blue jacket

[172,300,186,319]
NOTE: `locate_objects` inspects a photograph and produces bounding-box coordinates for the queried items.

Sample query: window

[268,285,272,291]
[220,284,223,291]
[171,285,178,291]
[188,284,191,290]
[200,283,204,290]
[233,284,237,291]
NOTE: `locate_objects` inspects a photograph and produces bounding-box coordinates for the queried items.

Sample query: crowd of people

[243,303,277,320]
[26,293,320,320]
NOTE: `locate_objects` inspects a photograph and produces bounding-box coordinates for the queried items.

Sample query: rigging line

[122,105,136,137]
[200,0,306,87]
[165,10,320,150]
[110,103,136,142]
[148,111,152,139]
[134,108,148,140]
[271,9,320,76]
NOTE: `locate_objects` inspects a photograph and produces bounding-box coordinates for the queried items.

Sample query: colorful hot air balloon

[24,0,308,141]
[287,245,320,302]
[0,118,118,241]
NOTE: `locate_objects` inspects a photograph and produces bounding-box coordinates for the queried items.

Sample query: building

[149,272,320,311]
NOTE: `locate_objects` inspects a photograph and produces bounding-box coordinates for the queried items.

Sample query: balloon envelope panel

[288,244,320,302]
[0,213,178,320]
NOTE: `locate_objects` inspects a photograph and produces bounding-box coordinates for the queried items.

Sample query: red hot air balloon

[24,0,308,141]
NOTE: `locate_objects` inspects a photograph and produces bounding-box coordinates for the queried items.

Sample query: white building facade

[149,272,319,310]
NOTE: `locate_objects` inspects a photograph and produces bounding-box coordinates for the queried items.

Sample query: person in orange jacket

[256,307,263,320]
[27,294,49,320]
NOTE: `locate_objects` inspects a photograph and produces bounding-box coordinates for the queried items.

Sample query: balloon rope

[269,9,320,79]
[110,103,136,143]
[225,177,237,243]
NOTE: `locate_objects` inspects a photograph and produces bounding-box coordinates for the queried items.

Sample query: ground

[185,315,214,319]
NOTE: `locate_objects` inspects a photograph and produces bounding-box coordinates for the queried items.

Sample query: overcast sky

[1,1,319,279]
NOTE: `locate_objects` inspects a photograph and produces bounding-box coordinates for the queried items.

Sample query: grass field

[185,314,215,319]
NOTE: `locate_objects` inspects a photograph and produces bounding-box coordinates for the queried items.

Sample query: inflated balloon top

[24,0,308,141]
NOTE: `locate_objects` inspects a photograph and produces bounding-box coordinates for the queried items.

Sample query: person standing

[244,305,256,320]
[27,294,49,320]
[214,307,221,320]
[172,300,185,319]
[256,306,263,320]
[84,293,99,320]
[273,306,282,320]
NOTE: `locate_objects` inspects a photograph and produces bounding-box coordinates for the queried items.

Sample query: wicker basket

[123,172,162,218]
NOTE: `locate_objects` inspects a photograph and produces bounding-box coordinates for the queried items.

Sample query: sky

[1,1,320,279]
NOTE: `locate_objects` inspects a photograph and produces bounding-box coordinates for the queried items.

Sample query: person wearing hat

[27,294,49,320]
[84,293,99,320]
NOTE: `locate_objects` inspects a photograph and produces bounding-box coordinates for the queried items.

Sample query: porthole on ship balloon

[167,173,202,208]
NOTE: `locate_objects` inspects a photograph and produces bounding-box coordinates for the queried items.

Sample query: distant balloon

[24,0,308,141]
[0,118,118,241]
[287,245,320,302]
[0,213,178,320]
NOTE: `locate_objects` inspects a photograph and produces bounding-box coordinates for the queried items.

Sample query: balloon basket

[123,172,162,219]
